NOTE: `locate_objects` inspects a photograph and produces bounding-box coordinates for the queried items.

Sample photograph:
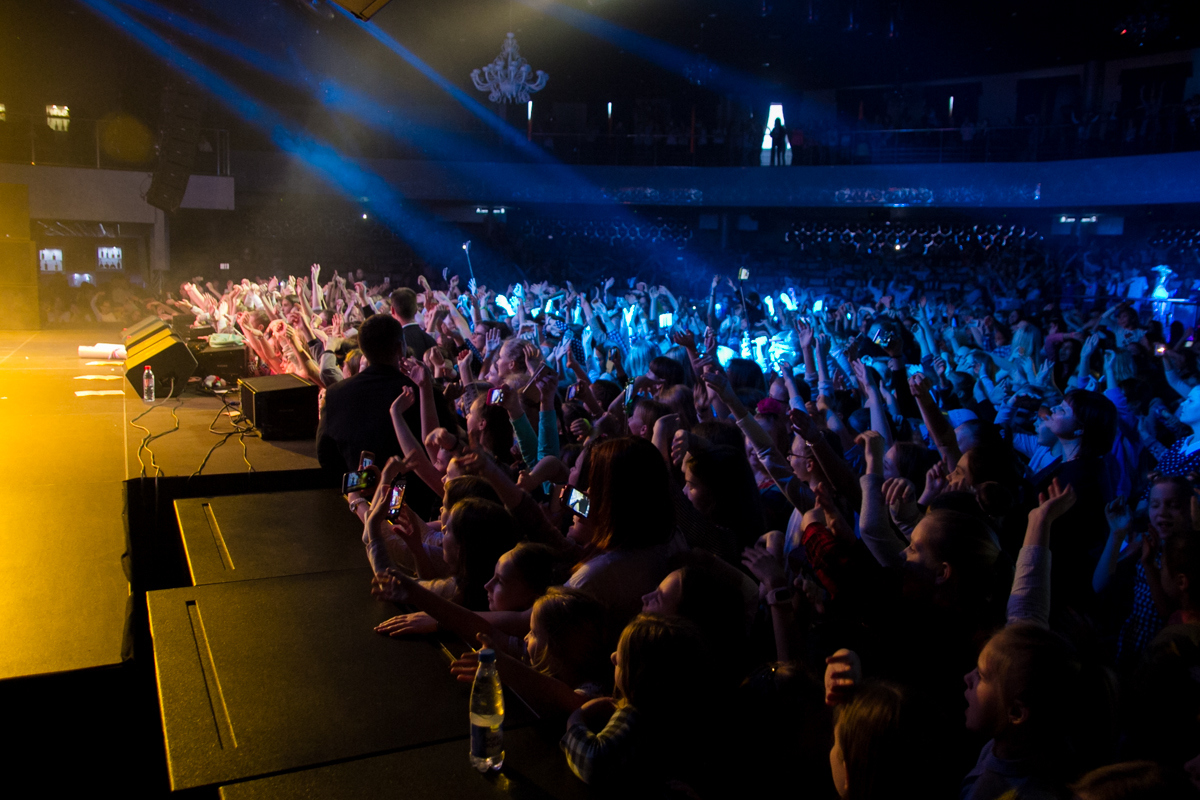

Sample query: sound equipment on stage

[124,327,197,398]
[124,315,171,349]
[238,374,319,440]
[194,342,248,385]
[0,184,38,331]
[146,83,206,213]
[328,0,395,20]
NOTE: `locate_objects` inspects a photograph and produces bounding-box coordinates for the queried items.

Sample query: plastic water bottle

[469,648,504,772]
[142,365,155,404]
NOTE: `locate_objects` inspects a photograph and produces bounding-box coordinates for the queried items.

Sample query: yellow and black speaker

[124,325,196,398]
[123,315,171,349]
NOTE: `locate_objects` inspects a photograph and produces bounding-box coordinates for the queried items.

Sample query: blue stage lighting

[81,0,475,265]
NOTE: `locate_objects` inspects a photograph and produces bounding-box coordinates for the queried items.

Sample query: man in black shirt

[316,313,437,514]
[389,287,437,360]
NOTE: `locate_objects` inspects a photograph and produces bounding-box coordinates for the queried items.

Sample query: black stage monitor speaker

[124,316,171,349]
[125,328,197,398]
[193,342,248,385]
[239,374,319,440]
[329,0,395,20]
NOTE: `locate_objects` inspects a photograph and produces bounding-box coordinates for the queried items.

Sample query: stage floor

[0,329,318,681]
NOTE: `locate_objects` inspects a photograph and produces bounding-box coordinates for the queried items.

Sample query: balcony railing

[517,119,1200,167]
[0,113,230,175]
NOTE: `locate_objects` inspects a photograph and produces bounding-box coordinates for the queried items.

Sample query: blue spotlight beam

[79,0,478,267]
[330,5,717,277]
[114,0,498,163]
[514,0,797,105]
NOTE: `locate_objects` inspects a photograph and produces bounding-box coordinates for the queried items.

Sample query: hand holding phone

[341,469,378,496]
[386,479,408,522]
[565,487,590,518]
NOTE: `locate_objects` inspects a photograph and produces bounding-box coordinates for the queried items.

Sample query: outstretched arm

[389,388,447,495]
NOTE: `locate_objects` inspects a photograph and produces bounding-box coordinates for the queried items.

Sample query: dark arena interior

[5,0,1200,797]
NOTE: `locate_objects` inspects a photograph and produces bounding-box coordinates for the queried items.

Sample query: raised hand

[850,359,871,392]
[569,418,592,440]
[1105,497,1133,536]
[908,371,932,398]
[391,386,417,416]
[1028,477,1076,530]
[920,461,948,504]
[742,545,786,589]
[403,357,431,388]
[535,367,559,403]
[670,328,696,350]
[1035,358,1053,385]
[882,477,921,522]
[700,367,733,402]
[796,320,815,350]
[484,328,502,356]
[824,648,863,706]
[1081,333,1100,359]
[454,447,493,476]
[670,429,691,467]
[856,431,885,474]
[789,408,818,441]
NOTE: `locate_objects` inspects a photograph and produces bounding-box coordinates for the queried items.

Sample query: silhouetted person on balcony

[769,119,788,166]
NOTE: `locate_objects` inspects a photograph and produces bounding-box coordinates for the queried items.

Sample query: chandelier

[470,33,548,104]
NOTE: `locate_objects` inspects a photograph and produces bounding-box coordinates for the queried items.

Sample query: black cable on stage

[128,378,180,478]
[191,390,258,478]
[142,394,183,477]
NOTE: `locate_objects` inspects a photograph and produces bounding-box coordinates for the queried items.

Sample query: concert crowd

[148,247,1200,798]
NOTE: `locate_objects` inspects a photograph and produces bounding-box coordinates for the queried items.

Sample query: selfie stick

[461,241,476,284]
[738,270,748,322]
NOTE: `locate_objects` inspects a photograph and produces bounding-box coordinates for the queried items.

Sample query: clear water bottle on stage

[142,365,155,404]
[469,648,504,772]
